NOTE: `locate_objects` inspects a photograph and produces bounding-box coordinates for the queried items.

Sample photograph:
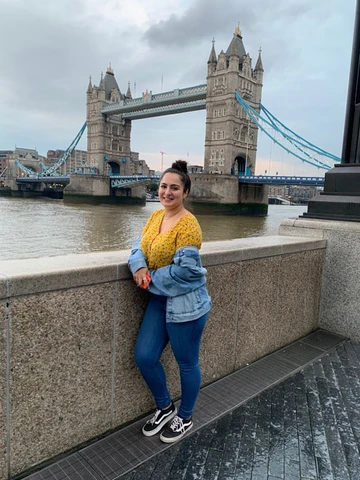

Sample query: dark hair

[160,160,191,194]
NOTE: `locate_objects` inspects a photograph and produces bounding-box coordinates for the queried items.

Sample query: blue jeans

[135,294,209,419]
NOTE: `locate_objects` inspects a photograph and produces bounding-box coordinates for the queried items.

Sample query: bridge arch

[232,154,249,175]
[22,164,40,173]
[107,161,121,175]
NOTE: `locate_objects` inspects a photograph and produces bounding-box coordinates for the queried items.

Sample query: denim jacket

[128,238,212,323]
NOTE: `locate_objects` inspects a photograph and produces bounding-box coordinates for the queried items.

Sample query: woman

[128,160,211,444]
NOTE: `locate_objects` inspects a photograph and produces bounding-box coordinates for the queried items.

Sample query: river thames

[0,197,306,261]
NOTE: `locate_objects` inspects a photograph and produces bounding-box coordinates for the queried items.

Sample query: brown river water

[0,197,306,261]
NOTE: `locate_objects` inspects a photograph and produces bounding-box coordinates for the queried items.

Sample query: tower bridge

[3,25,338,213]
[61,25,269,212]
[84,28,264,181]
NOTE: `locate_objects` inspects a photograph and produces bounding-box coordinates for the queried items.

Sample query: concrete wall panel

[9,284,114,477]
[0,291,7,480]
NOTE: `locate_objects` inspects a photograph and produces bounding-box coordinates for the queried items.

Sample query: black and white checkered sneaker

[142,402,177,437]
[159,414,193,443]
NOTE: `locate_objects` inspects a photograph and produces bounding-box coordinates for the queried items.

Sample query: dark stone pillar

[302,0,360,221]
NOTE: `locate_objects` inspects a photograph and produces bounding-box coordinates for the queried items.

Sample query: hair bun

[171,160,188,174]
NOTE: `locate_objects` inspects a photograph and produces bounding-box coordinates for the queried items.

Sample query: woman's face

[158,172,188,209]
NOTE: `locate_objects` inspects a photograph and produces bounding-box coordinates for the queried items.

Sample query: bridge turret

[98,72,106,102]
[104,65,122,102]
[216,49,227,71]
[242,54,252,78]
[254,48,264,85]
[86,76,92,94]
[225,24,246,71]
[99,72,104,89]
[228,34,240,72]
[125,81,132,99]
[207,39,217,76]
[86,75,94,121]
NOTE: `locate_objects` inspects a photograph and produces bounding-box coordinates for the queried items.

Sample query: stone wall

[0,236,325,478]
[280,218,360,342]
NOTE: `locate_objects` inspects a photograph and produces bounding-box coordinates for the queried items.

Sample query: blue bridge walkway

[15,175,325,187]
[238,175,325,186]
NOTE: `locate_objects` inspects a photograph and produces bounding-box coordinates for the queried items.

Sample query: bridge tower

[204,25,264,175]
[86,66,132,176]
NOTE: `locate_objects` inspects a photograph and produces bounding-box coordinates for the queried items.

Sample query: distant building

[131,159,151,176]
[3,148,47,180]
[287,185,318,202]
[0,150,12,178]
[46,149,87,174]
[15,147,39,160]
[128,152,151,176]
[268,185,286,198]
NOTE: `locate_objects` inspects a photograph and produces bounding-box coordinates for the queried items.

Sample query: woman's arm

[128,237,148,274]
[147,247,207,296]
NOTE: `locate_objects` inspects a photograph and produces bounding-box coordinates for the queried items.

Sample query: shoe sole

[159,422,193,443]
[142,408,177,437]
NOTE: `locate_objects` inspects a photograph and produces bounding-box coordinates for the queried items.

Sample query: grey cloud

[143,0,256,48]
[141,0,330,82]
[0,0,137,114]
[143,0,322,49]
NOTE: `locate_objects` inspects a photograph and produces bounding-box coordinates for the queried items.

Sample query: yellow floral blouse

[140,209,202,270]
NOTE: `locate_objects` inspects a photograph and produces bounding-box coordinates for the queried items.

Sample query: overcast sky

[0,0,356,175]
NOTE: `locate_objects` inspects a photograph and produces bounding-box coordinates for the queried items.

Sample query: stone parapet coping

[0,236,326,299]
[281,217,360,234]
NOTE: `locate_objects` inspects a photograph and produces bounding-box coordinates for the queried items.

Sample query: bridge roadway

[238,175,325,186]
[101,84,207,119]
[15,174,325,187]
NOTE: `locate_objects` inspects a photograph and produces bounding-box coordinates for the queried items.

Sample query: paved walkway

[23,330,360,480]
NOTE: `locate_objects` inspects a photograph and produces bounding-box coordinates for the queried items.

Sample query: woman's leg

[134,295,172,409]
[166,312,209,419]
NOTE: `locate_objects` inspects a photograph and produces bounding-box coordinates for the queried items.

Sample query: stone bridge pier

[64,174,148,204]
[189,174,268,215]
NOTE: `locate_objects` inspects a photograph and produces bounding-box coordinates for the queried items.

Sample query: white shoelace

[149,409,162,425]
[169,416,184,432]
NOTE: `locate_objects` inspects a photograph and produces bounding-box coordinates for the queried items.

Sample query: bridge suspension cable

[235,92,339,170]
[41,122,87,176]
[15,160,38,177]
[14,122,87,178]
[0,166,7,178]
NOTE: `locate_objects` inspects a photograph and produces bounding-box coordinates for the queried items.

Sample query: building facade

[0,150,12,181]
[3,148,46,189]
[46,149,88,175]
[204,25,264,175]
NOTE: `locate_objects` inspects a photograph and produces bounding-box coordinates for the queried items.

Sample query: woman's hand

[133,267,151,289]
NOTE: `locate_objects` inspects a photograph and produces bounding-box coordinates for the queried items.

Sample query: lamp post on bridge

[303,0,360,221]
